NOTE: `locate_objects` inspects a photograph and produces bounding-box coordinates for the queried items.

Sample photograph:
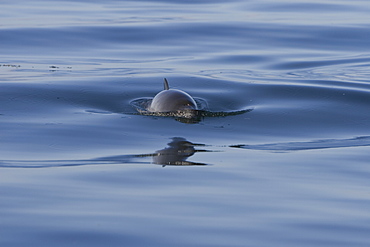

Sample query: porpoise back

[149,79,197,112]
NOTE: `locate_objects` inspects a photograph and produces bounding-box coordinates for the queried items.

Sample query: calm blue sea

[1,0,370,246]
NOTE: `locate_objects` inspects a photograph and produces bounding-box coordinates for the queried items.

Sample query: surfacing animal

[148,78,198,113]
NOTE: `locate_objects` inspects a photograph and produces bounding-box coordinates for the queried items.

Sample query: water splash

[130,97,252,123]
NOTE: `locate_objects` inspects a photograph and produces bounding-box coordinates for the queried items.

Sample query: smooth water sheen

[1,0,370,246]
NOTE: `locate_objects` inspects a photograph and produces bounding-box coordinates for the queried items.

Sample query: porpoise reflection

[1,137,209,167]
[153,137,208,166]
[3,136,370,168]
[130,78,252,123]
[97,137,208,166]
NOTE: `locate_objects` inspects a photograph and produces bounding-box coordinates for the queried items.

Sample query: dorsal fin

[164,78,170,90]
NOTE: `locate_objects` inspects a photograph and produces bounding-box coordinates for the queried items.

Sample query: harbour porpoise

[130,78,252,123]
[148,78,198,112]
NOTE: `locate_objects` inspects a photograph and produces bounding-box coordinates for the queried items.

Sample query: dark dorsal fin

[164,78,170,90]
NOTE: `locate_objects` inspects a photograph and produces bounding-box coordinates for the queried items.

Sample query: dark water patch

[198,54,274,65]
[255,2,362,13]
[269,56,370,70]
[231,136,370,152]
[132,0,229,4]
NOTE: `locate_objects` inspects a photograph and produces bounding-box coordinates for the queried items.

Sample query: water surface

[1,0,370,246]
